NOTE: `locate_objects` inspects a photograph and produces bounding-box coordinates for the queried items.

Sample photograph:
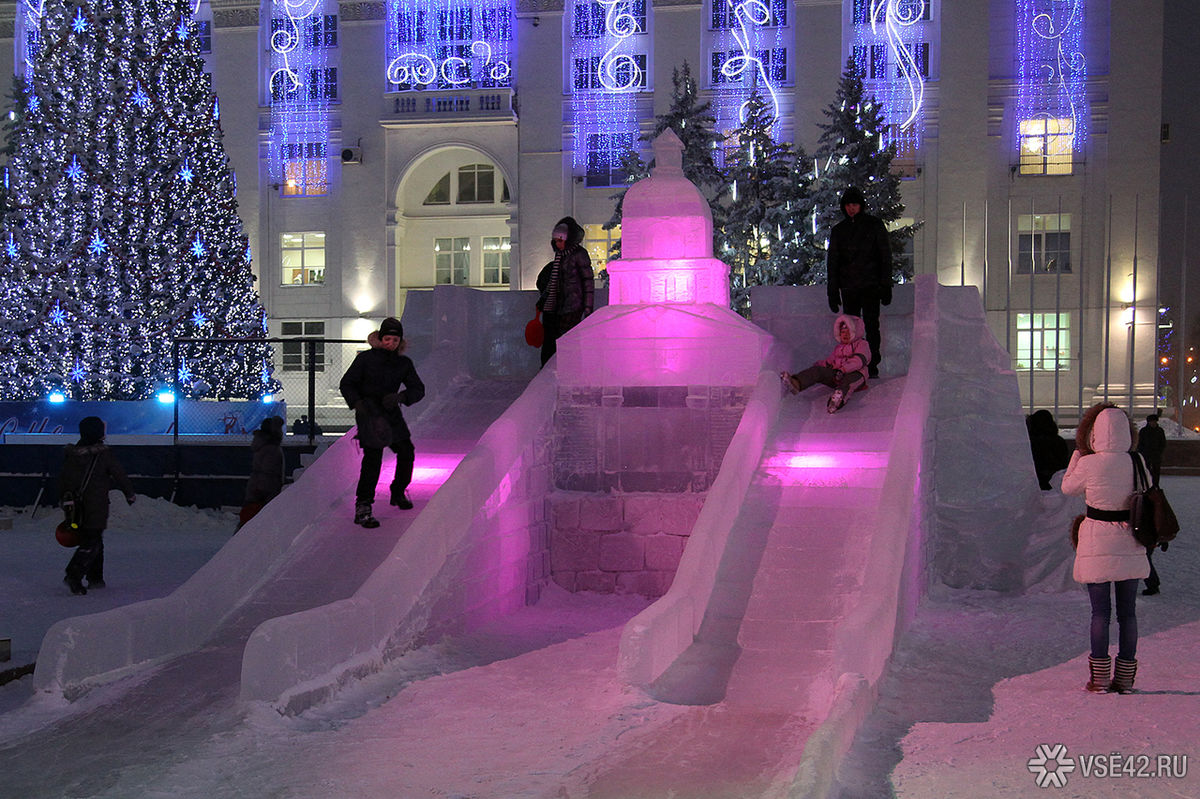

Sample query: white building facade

[1,0,1193,421]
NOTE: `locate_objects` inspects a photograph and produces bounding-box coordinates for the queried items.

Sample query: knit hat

[378,317,403,339]
[78,416,105,445]
[840,186,866,210]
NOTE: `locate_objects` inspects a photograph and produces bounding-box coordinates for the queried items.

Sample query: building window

[308,14,338,48]
[281,321,326,372]
[435,237,470,285]
[854,0,930,25]
[902,42,929,79]
[712,49,786,84]
[308,67,338,100]
[575,0,646,39]
[396,7,427,44]
[457,164,495,203]
[482,236,511,285]
[1016,312,1071,371]
[196,20,212,54]
[1017,213,1072,274]
[586,132,634,188]
[574,54,648,90]
[424,173,451,205]
[583,223,619,277]
[712,0,786,29]
[281,232,326,285]
[1019,117,1075,175]
[280,142,328,196]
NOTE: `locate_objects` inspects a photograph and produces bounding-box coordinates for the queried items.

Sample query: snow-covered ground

[1,476,1197,798]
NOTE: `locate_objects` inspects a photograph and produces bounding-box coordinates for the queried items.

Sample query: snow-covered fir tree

[813,58,921,280]
[605,62,726,260]
[720,89,798,313]
[0,0,275,401]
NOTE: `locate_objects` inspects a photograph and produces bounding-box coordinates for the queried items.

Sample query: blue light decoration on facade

[385,0,514,92]
[1016,0,1087,154]
[852,0,929,151]
[570,0,650,182]
[709,0,789,138]
[267,0,331,193]
[15,1,46,77]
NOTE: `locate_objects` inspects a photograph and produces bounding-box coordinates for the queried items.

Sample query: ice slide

[30,375,539,701]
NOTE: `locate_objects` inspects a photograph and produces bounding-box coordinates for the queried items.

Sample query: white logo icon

[1028,743,1076,788]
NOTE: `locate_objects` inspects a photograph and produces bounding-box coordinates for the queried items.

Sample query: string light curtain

[15,0,47,77]
[267,0,332,194]
[851,0,930,151]
[1015,0,1087,157]
[385,0,513,91]
[708,0,790,140]
[570,0,650,183]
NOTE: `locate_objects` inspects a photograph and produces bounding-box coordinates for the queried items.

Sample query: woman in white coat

[1061,403,1149,693]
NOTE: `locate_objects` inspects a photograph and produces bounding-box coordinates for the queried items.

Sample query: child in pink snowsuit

[781,314,872,413]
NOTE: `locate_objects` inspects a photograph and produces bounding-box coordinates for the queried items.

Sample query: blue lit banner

[710,0,789,139]
[385,0,514,90]
[1016,0,1087,152]
[853,0,928,149]
[570,0,649,172]
[268,0,332,191]
[0,400,287,439]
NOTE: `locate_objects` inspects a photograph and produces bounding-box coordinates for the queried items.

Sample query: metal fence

[171,337,373,445]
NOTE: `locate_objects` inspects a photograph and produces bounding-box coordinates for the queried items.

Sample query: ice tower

[556,130,770,389]
[549,131,772,595]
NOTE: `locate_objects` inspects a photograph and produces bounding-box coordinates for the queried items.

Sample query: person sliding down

[780,314,872,414]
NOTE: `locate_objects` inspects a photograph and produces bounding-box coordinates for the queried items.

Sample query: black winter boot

[1112,658,1138,694]
[354,502,380,529]
[1085,655,1111,693]
[390,490,413,510]
[64,575,87,595]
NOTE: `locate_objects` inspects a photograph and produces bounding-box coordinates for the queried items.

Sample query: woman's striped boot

[1111,658,1138,694]
[1085,655,1111,693]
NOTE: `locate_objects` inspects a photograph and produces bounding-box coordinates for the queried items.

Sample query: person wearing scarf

[535,216,594,367]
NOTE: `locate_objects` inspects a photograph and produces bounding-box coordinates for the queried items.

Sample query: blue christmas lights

[268,0,332,193]
[15,1,46,77]
[709,0,789,138]
[72,9,88,33]
[49,302,67,326]
[853,0,928,150]
[1016,0,1088,154]
[191,309,208,327]
[87,230,107,255]
[66,156,84,182]
[191,233,206,257]
[132,85,150,108]
[570,0,650,174]
[385,0,514,91]
[179,161,194,182]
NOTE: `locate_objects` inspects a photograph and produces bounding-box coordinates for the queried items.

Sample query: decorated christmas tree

[720,89,799,312]
[0,0,275,401]
[813,58,921,280]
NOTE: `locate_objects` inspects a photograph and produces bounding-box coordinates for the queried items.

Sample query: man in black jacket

[827,187,892,379]
[536,216,594,368]
[339,317,425,528]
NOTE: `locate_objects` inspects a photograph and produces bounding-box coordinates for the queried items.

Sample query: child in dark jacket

[781,314,872,414]
[60,416,135,595]
[339,317,425,528]
[239,415,285,530]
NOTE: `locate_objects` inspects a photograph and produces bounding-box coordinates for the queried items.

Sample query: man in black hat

[339,317,425,528]
[827,187,892,379]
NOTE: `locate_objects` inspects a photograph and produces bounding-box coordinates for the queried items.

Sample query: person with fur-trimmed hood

[1061,403,1149,693]
[59,416,136,595]
[340,317,425,528]
[826,187,892,379]
[780,314,871,414]
[536,216,594,368]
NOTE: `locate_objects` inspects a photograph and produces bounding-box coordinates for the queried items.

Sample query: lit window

[1016,313,1071,371]
[308,67,338,101]
[583,223,619,276]
[482,236,510,285]
[434,237,470,285]
[574,54,648,90]
[1019,117,1075,175]
[280,142,328,196]
[307,14,338,48]
[1017,214,1072,274]
[280,321,325,372]
[575,0,646,39]
[281,232,326,285]
[712,49,786,84]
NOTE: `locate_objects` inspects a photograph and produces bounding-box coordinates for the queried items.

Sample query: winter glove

[1160,541,1169,552]
[126,494,136,505]
[828,294,840,313]
[382,392,404,411]
[880,284,893,306]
